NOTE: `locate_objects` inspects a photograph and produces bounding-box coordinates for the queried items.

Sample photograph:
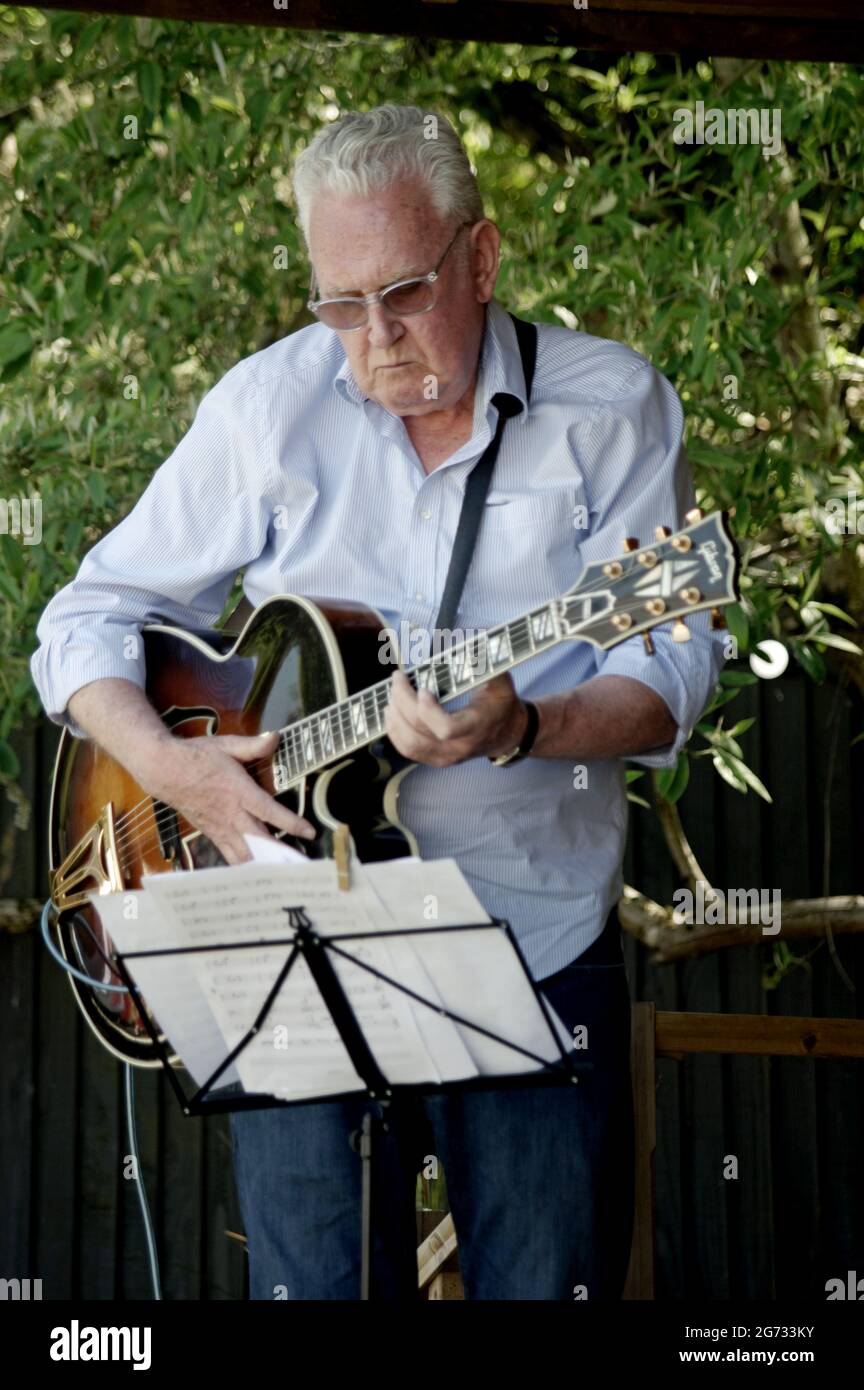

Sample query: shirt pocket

[466,482,585,622]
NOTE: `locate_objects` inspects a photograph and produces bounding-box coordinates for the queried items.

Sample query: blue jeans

[229,911,634,1300]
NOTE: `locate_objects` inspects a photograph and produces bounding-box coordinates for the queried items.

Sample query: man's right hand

[67,678,316,866]
[131,729,317,866]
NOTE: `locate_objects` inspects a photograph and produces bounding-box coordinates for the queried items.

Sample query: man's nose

[365,300,404,349]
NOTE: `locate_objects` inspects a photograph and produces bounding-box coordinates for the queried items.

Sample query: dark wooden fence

[1,668,862,1300]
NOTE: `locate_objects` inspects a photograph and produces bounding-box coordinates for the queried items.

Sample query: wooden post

[622,1001,656,1300]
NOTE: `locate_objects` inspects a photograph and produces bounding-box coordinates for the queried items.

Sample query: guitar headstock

[557,509,740,650]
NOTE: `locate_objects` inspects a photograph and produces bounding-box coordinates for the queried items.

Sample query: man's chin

[372,386,444,417]
[359,363,441,415]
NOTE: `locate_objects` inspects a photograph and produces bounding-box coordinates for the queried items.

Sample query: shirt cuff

[593,624,723,769]
[30,624,148,740]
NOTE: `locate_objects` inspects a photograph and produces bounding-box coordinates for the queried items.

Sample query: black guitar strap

[434,312,538,633]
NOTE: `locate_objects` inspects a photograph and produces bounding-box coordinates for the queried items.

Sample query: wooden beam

[417,1211,459,1291]
[34,1,864,64]
[655,1010,864,1059]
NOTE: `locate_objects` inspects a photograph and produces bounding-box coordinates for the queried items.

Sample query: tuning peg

[642,632,656,655]
[685,507,704,525]
[710,607,727,630]
[672,619,692,643]
[622,537,639,552]
[655,525,672,541]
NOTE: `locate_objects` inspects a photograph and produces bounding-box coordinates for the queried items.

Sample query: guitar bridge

[50,803,125,912]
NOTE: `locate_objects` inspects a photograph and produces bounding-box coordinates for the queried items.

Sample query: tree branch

[0,898,44,934]
[651,773,715,897]
[618,885,864,962]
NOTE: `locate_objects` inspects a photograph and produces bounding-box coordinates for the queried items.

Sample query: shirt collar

[332,297,530,419]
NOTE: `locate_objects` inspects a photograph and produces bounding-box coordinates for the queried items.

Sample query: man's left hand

[384,668,530,767]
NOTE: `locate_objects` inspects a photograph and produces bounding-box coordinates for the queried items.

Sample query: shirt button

[415,591,425,603]
[420,509,432,521]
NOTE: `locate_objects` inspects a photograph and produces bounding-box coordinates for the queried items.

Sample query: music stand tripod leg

[349,1102,397,1301]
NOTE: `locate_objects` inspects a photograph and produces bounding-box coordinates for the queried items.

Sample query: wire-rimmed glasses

[307,221,473,331]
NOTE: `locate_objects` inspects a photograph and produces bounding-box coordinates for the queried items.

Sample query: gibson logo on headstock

[698,539,722,582]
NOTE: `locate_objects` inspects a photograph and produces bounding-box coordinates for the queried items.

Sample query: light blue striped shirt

[32,298,725,978]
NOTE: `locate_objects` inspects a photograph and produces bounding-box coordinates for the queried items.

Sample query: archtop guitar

[48,508,739,1065]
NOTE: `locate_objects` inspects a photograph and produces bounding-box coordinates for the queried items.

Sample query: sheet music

[360,858,573,1072]
[362,856,491,929]
[95,890,242,1090]
[139,863,462,1099]
[242,833,308,865]
[242,838,483,1083]
[237,846,570,1076]
[340,929,480,1083]
[93,848,572,1103]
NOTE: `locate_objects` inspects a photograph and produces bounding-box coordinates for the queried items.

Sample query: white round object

[749,639,789,680]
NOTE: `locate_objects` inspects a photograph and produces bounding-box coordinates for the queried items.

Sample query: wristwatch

[489,700,540,767]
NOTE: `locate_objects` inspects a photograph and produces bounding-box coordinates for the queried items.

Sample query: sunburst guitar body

[49,596,414,1065]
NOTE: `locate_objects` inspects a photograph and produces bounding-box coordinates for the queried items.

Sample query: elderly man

[32,103,723,1301]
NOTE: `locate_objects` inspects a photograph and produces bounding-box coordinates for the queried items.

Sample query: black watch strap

[489,699,540,766]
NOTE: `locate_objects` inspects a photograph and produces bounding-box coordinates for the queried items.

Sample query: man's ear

[469,219,501,304]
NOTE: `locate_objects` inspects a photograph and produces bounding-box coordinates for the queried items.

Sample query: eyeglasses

[307,222,473,331]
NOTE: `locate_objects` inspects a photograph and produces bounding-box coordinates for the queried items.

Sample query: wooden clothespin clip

[334,823,351,892]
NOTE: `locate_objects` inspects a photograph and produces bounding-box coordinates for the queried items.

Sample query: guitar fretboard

[272,603,559,789]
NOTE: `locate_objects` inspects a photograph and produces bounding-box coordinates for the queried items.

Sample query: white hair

[292,103,485,244]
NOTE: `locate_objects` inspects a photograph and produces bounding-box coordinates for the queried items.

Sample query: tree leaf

[723,752,772,803]
[794,642,826,683]
[626,791,652,809]
[712,751,748,793]
[726,717,756,737]
[74,16,107,63]
[654,753,690,804]
[0,740,21,779]
[805,602,857,627]
[807,632,863,655]
[246,89,270,134]
[137,60,161,112]
[0,324,35,366]
[179,90,203,123]
[182,177,206,232]
[723,601,749,652]
[719,670,758,687]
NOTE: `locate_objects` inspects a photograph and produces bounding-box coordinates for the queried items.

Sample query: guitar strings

[109,576,714,866]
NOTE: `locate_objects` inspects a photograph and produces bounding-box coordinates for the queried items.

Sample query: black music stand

[110,906,590,1301]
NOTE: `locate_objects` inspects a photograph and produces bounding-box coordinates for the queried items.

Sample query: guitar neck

[272,601,560,788]
[269,509,740,790]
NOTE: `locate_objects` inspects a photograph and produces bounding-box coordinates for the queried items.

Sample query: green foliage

[1,8,862,784]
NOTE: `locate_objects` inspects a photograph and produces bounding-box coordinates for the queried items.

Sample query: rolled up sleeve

[572,359,726,768]
[30,367,270,737]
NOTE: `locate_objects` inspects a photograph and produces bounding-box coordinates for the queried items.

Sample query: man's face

[307,181,499,418]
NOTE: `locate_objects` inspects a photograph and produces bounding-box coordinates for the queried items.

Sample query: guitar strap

[434,312,538,633]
